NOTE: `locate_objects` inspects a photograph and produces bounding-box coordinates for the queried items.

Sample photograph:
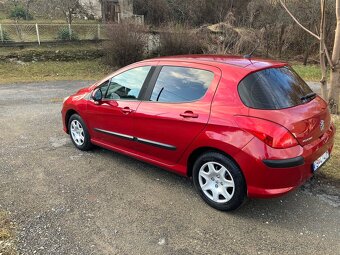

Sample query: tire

[192,152,247,211]
[68,114,93,151]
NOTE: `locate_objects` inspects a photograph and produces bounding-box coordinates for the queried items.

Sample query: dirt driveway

[0,81,339,255]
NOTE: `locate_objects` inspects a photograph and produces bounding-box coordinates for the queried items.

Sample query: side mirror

[91,88,103,102]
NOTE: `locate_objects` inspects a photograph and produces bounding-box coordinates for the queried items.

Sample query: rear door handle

[180,111,199,118]
[122,107,134,114]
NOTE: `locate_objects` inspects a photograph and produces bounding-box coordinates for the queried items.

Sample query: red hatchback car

[62,55,335,211]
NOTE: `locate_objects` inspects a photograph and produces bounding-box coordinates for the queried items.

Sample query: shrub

[0,31,12,43]
[57,27,79,41]
[156,24,206,56]
[104,23,147,67]
[9,5,32,20]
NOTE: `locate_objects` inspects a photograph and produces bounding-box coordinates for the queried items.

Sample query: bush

[0,31,12,43]
[104,23,147,67]
[9,5,32,20]
[157,24,206,56]
[57,27,79,41]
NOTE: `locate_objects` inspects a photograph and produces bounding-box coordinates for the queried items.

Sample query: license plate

[312,151,330,172]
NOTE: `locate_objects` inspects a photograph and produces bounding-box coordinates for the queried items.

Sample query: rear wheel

[192,152,247,211]
[68,114,93,151]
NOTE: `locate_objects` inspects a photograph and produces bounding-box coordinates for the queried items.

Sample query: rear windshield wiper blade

[301,92,316,101]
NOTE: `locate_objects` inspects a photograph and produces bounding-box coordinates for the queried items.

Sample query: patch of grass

[0,18,100,24]
[292,64,326,82]
[0,211,17,255]
[0,43,102,56]
[319,115,340,184]
[0,60,113,84]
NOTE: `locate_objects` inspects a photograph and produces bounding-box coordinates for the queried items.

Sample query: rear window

[238,67,314,110]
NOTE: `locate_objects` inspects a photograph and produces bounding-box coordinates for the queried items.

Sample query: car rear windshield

[238,66,314,110]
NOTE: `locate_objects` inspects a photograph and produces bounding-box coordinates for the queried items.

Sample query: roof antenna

[243,40,261,59]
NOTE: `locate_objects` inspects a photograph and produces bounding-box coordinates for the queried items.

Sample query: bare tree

[55,0,83,24]
[328,0,340,114]
[24,0,34,20]
[280,0,339,114]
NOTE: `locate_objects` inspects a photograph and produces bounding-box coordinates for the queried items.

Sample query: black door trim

[94,128,134,141]
[93,128,176,150]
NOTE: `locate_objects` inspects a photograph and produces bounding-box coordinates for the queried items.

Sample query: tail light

[235,116,298,149]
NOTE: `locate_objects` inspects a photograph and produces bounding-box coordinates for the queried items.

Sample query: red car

[62,55,335,211]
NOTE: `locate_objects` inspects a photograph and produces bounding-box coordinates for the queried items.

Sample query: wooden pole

[35,23,41,45]
[0,24,3,43]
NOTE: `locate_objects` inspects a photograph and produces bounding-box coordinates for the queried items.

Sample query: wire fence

[0,23,112,44]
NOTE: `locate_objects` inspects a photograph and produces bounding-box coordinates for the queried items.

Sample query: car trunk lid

[248,96,330,146]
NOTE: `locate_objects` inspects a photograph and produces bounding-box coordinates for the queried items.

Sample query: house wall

[80,0,102,18]
[118,0,133,16]
[79,0,134,19]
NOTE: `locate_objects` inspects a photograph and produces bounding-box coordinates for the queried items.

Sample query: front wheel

[68,114,93,151]
[192,152,247,211]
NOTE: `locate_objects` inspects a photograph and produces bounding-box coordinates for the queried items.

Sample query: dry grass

[0,60,112,84]
[0,211,17,255]
[319,115,340,184]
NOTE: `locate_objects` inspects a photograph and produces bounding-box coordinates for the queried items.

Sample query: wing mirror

[91,88,103,102]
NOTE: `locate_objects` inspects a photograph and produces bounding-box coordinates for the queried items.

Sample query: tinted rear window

[238,67,313,110]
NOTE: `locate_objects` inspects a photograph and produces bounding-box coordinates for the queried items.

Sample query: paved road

[0,81,339,255]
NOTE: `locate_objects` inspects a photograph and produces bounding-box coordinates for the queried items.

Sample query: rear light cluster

[235,116,298,149]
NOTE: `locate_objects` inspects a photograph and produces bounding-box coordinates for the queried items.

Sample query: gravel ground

[0,81,339,255]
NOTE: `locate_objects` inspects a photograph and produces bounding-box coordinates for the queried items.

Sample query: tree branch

[279,0,320,40]
[324,42,335,69]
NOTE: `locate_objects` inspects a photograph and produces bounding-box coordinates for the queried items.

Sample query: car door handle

[180,111,199,118]
[122,107,134,114]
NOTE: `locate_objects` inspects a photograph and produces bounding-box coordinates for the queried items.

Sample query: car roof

[141,54,287,72]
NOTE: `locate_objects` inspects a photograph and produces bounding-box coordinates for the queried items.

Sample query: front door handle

[122,107,133,114]
[180,111,199,118]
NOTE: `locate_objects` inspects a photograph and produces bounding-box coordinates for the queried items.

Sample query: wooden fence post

[35,23,41,45]
[0,24,3,43]
[97,24,101,39]
[68,23,72,40]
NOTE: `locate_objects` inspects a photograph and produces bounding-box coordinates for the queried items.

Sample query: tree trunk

[277,24,285,59]
[320,0,328,100]
[67,10,73,24]
[25,1,30,20]
[303,45,310,66]
[328,0,340,114]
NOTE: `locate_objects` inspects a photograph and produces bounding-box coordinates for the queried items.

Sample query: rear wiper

[300,92,316,101]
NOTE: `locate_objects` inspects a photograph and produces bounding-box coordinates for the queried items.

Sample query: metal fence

[0,15,144,45]
[0,23,111,45]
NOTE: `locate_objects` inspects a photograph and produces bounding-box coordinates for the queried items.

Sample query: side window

[105,66,151,100]
[150,66,214,103]
[99,80,110,97]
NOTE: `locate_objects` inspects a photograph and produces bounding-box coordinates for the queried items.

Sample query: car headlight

[63,96,70,104]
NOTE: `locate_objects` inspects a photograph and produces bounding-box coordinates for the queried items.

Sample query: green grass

[0,60,112,84]
[292,64,324,82]
[0,211,17,255]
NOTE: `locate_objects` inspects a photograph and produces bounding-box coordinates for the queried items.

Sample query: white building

[80,0,135,22]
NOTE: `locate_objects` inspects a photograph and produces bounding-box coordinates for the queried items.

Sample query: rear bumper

[263,156,304,168]
[235,125,335,198]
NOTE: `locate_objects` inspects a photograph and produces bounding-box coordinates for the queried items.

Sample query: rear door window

[238,67,314,110]
[150,66,214,103]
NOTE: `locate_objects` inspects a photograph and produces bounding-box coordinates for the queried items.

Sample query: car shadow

[90,146,337,227]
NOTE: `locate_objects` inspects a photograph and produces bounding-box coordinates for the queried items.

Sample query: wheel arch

[187,147,244,181]
[65,109,79,133]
